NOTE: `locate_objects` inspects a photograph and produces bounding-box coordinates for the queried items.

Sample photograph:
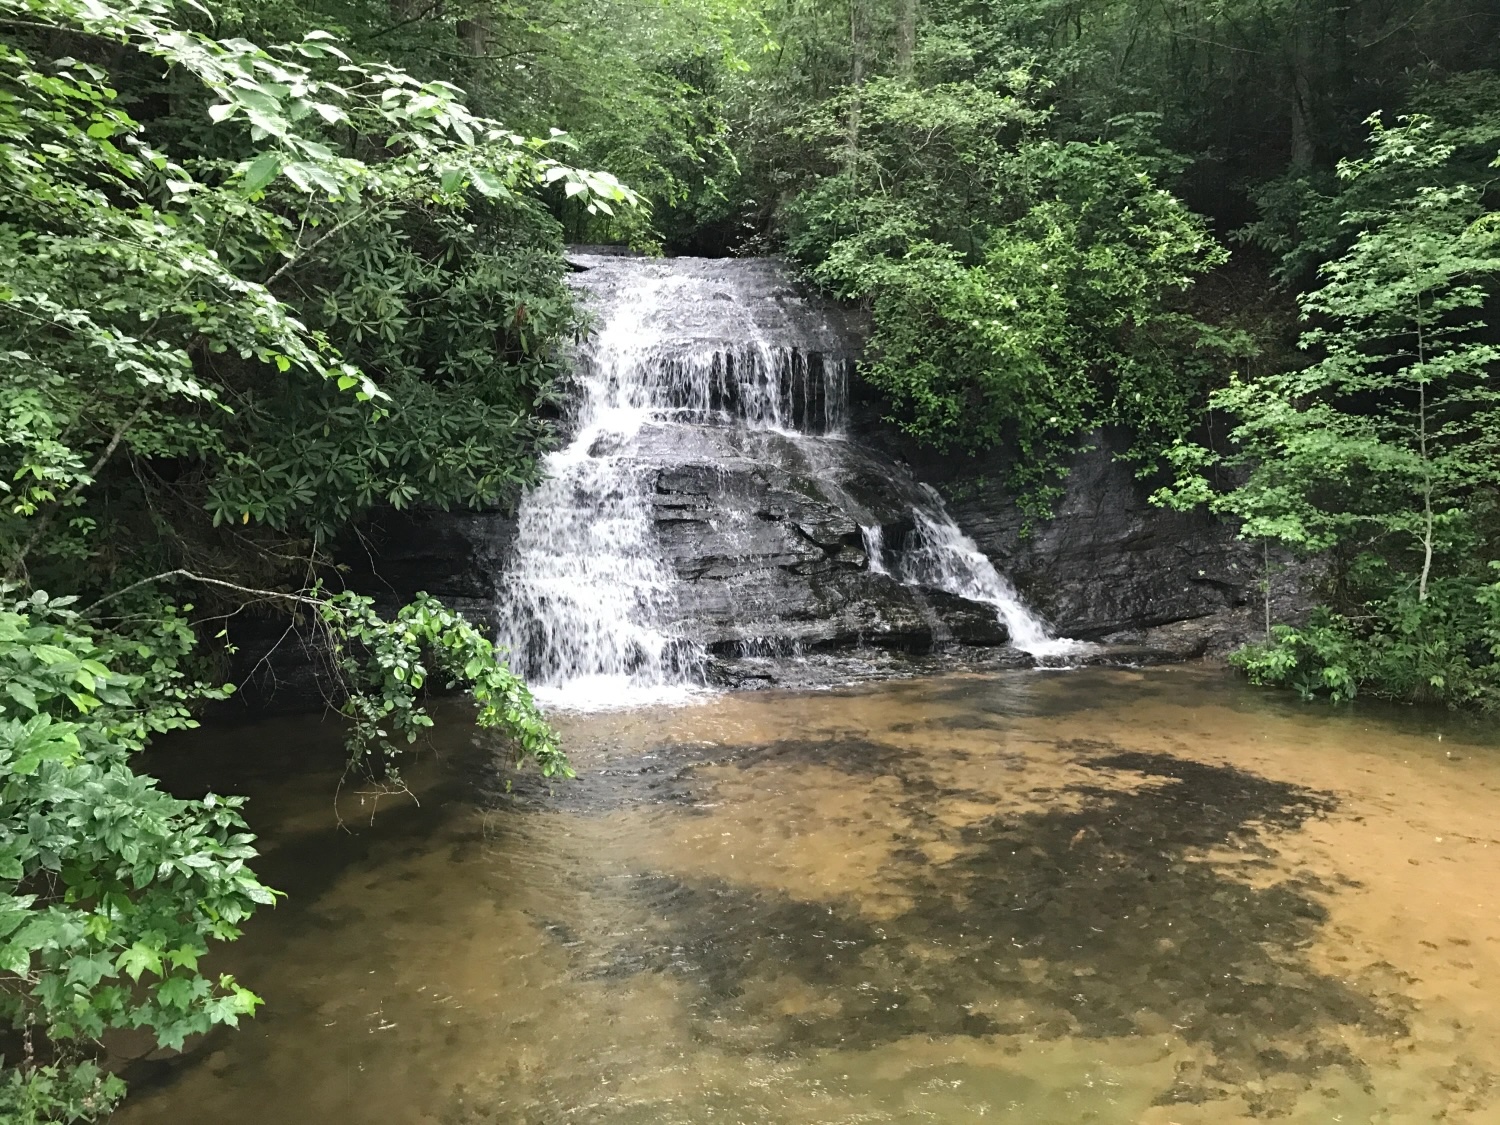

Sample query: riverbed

[118,666,1500,1123]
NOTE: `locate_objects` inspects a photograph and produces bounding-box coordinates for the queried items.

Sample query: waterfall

[860,525,888,575]
[494,276,700,709]
[496,253,1079,711]
[495,257,854,710]
[898,489,1085,660]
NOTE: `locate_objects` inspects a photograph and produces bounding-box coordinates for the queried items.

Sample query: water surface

[120,667,1500,1123]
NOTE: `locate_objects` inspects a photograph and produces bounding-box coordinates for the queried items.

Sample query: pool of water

[117,667,1500,1123]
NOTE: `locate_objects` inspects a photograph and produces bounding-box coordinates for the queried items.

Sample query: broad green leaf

[242,152,281,192]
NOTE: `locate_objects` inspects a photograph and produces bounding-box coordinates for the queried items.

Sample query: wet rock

[340,506,516,619]
[645,427,998,654]
[227,506,515,712]
[860,423,1317,654]
[920,590,1010,646]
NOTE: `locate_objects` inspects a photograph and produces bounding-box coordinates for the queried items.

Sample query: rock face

[344,425,1010,673]
[644,428,1008,654]
[346,423,1298,670]
[342,430,1304,685]
[346,507,515,625]
[861,425,1314,658]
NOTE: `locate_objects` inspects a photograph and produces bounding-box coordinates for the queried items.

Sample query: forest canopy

[2,0,1498,1118]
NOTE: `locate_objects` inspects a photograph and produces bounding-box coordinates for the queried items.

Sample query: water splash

[899,490,1087,660]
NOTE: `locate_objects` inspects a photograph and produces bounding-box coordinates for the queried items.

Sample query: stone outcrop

[235,425,1306,711]
[343,425,1010,669]
[861,424,1314,658]
[649,429,929,653]
[330,430,1310,680]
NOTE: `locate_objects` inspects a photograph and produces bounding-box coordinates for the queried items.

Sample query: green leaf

[0,944,30,975]
[6,681,38,713]
[471,169,507,198]
[242,152,281,192]
[117,942,164,982]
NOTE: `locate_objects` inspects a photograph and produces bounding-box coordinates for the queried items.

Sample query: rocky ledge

[330,426,1299,683]
[863,425,1315,660]
[233,419,1316,715]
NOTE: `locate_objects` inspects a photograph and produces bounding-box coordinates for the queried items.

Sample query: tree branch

[263,203,382,289]
[85,569,328,615]
[363,1,443,42]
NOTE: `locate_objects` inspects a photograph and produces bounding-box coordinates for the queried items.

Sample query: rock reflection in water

[116,667,1500,1125]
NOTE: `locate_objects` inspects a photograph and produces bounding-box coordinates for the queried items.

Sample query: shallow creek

[117,666,1500,1124]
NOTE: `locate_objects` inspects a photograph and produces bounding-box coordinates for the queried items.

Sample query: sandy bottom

[116,666,1500,1124]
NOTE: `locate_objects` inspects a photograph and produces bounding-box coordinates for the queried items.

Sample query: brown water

[115,667,1500,1124]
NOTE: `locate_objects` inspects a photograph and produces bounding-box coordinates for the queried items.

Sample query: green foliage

[321,591,570,778]
[247,0,755,248]
[783,67,1240,504]
[0,593,270,1125]
[0,1,629,1117]
[1160,111,1500,707]
[1244,73,1500,283]
[0,0,638,591]
[519,0,755,248]
[1233,573,1500,710]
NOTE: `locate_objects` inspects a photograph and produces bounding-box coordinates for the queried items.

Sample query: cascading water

[496,252,1081,710]
[899,489,1087,660]
[860,525,889,576]
[494,275,702,709]
[495,255,855,710]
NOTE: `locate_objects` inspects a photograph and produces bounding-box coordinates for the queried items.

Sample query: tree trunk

[458,4,491,55]
[895,0,916,76]
[1288,21,1315,170]
[846,0,866,177]
[1415,287,1434,603]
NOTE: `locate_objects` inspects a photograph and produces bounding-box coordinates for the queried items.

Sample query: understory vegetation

[1,0,602,1116]
[2,0,1499,1117]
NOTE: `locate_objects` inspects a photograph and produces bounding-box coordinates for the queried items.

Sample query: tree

[1158,114,1500,707]
[0,1,617,1116]
[782,64,1240,507]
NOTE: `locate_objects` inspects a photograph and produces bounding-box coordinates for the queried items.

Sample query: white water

[495,261,852,711]
[860,525,888,575]
[496,255,1080,711]
[899,490,1086,660]
[495,274,706,710]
